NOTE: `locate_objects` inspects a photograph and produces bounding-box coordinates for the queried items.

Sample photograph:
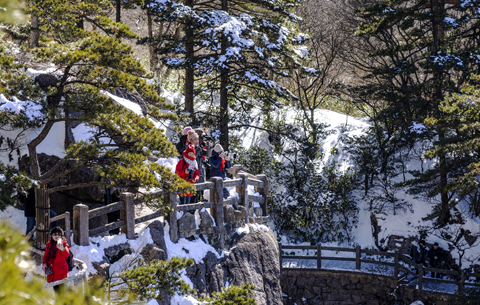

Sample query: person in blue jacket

[209,144,231,199]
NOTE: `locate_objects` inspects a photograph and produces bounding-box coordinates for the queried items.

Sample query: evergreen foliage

[202,283,256,305]
[115,257,195,301]
[354,0,480,225]
[0,0,24,23]
[0,0,194,204]
[142,0,310,148]
[421,75,480,217]
[0,163,36,209]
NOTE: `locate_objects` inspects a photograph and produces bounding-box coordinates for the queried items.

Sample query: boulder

[104,242,132,264]
[178,212,196,238]
[224,205,235,225]
[92,260,110,280]
[148,220,167,253]
[234,206,246,227]
[254,207,263,217]
[225,225,282,305]
[34,74,58,88]
[199,209,214,230]
[140,244,167,263]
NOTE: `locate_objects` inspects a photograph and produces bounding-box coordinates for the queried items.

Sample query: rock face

[225,226,282,305]
[185,225,283,305]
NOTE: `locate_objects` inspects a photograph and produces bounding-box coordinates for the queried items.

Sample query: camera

[224,151,237,160]
[188,169,194,181]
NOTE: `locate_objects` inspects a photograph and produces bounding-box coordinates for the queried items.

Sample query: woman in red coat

[175,144,200,205]
[42,226,70,293]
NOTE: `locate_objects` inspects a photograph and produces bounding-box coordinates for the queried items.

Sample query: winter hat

[183,126,193,135]
[183,144,196,160]
[194,128,204,138]
[187,130,199,142]
[50,226,64,236]
[213,144,224,154]
[433,242,439,246]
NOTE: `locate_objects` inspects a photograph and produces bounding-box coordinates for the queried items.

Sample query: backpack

[66,249,75,271]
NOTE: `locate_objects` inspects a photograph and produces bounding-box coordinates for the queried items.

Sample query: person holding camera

[175,144,200,205]
[209,144,232,199]
[42,227,70,294]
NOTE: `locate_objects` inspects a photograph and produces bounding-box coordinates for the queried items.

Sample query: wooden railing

[73,165,269,248]
[279,244,480,293]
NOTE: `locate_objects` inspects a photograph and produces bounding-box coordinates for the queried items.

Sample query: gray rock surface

[199,209,214,230]
[148,220,167,253]
[225,225,282,305]
[178,212,196,238]
[140,244,167,263]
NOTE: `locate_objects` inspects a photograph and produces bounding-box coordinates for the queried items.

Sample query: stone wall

[280,269,454,305]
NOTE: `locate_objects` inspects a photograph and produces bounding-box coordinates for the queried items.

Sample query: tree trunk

[219,0,229,150]
[29,15,40,48]
[116,0,121,22]
[147,12,158,74]
[432,0,449,225]
[184,0,195,121]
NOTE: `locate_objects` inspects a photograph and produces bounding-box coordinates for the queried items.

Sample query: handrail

[279,243,480,293]
[44,258,88,288]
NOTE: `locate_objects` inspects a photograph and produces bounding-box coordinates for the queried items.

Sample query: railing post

[167,192,178,243]
[35,187,50,250]
[355,245,361,270]
[64,211,71,246]
[120,192,135,239]
[256,174,269,217]
[317,243,322,269]
[73,204,89,246]
[278,242,282,271]
[211,177,225,249]
[394,250,399,278]
[458,269,465,295]
[236,173,249,224]
[418,264,423,291]
[230,164,243,178]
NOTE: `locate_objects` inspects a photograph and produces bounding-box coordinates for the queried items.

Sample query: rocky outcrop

[185,224,282,305]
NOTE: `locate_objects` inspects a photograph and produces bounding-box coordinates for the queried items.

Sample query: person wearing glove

[175,144,200,205]
[209,144,232,199]
[42,227,70,294]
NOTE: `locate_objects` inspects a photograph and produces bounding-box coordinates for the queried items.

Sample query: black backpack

[66,249,75,271]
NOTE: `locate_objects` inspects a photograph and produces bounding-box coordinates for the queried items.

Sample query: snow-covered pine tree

[355,0,480,225]
[143,0,310,149]
[0,0,193,208]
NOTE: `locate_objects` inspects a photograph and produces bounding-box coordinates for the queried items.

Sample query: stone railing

[279,244,480,293]
[72,165,269,249]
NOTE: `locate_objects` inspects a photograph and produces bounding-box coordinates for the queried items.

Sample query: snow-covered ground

[2,81,480,302]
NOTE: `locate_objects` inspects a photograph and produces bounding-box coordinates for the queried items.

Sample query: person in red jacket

[42,227,70,293]
[175,144,200,205]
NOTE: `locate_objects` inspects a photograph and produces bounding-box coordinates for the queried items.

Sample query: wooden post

[236,173,249,223]
[120,192,135,239]
[229,164,243,178]
[167,192,178,243]
[35,187,50,250]
[211,177,225,249]
[64,211,71,246]
[73,204,89,246]
[317,243,322,269]
[355,245,361,270]
[278,242,282,271]
[256,174,269,217]
[394,251,399,278]
[418,264,423,290]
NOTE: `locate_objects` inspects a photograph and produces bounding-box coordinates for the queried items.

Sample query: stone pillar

[64,211,71,246]
[120,192,135,239]
[236,173,249,224]
[35,187,50,250]
[73,204,89,246]
[256,174,269,217]
[211,177,225,249]
[166,192,178,243]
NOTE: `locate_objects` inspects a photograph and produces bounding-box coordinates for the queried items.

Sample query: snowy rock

[225,225,282,305]
[234,206,246,227]
[178,212,196,238]
[104,242,132,264]
[198,209,214,231]
[92,260,110,280]
[254,207,263,217]
[223,205,235,225]
[140,244,167,263]
[148,220,168,253]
